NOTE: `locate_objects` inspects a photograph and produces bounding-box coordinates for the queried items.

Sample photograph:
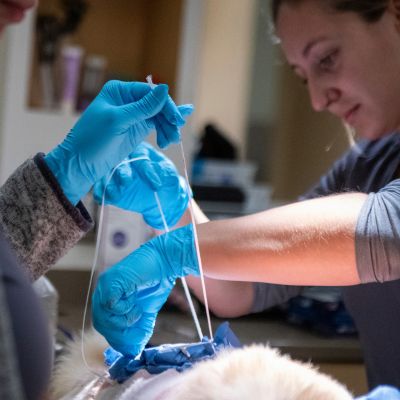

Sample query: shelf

[29,0,184,110]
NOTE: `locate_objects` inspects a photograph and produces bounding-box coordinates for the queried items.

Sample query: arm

[185,149,353,313]
[197,192,366,286]
[182,202,301,318]
[195,155,400,286]
[179,201,254,318]
[94,148,258,317]
[0,155,93,281]
[184,273,255,318]
[0,82,189,281]
[92,158,400,354]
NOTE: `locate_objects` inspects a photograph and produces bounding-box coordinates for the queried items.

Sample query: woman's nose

[308,80,340,112]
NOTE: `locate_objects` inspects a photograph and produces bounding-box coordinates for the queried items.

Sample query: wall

[271,62,349,200]
[247,0,278,125]
[246,0,280,182]
[191,0,257,158]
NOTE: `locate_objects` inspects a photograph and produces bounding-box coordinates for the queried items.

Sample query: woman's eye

[318,50,338,71]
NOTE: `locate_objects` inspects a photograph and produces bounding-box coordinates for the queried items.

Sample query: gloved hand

[93,142,191,230]
[356,386,400,400]
[92,224,198,356]
[45,80,192,205]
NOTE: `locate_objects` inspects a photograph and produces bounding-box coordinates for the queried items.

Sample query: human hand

[45,80,192,205]
[93,142,191,229]
[92,224,198,356]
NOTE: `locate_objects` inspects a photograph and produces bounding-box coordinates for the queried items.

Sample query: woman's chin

[354,124,397,141]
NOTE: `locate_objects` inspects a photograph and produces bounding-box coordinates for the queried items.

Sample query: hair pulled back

[271,0,389,24]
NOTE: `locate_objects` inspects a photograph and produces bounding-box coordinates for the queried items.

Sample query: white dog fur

[51,329,353,400]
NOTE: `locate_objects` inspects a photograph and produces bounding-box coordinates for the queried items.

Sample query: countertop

[150,309,363,364]
[50,269,363,365]
[58,304,362,364]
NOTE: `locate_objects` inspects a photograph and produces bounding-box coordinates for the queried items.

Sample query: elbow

[209,304,252,319]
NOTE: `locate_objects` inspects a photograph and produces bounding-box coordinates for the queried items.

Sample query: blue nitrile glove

[356,386,400,399]
[45,80,191,205]
[92,223,198,356]
[93,142,192,230]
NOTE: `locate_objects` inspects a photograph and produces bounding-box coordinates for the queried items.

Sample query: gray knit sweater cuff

[0,154,94,280]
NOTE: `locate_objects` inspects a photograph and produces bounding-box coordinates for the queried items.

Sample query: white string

[81,153,209,375]
[81,156,148,376]
[81,76,214,374]
[178,142,214,340]
[153,192,204,341]
[146,74,213,340]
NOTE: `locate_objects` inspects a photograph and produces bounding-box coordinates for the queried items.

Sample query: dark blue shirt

[254,132,400,389]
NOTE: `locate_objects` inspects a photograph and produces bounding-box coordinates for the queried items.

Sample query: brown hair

[271,0,389,24]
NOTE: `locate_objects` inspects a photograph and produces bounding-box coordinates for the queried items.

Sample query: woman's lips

[344,104,360,126]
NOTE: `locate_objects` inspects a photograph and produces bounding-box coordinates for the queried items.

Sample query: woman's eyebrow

[302,36,330,58]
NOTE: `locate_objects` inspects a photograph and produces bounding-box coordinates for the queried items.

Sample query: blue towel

[104,322,241,382]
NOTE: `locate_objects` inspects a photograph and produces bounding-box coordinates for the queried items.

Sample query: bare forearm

[185,275,254,318]
[182,201,254,317]
[197,193,367,286]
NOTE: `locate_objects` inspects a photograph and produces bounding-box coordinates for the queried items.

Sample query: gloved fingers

[93,179,106,204]
[118,84,169,124]
[164,177,191,224]
[138,165,188,229]
[152,160,180,180]
[127,143,163,190]
[155,104,193,147]
[106,312,158,356]
[114,162,134,187]
[122,80,187,128]
[107,337,145,358]
[153,162,184,191]
[108,304,143,328]
[129,141,152,158]
[92,286,141,333]
[93,178,120,205]
[131,141,166,164]
[100,80,150,105]
[154,113,181,149]
[92,304,142,332]
[129,144,182,195]
[160,96,186,126]
[132,158,162,191]
[143,190,189,229]
[94,161,140,205]
[177,104,195,119]
[105,290,138,316]
[95,273,136,311]
[142,214,164,230]
[136,79,186,127]
[179,175,193,198]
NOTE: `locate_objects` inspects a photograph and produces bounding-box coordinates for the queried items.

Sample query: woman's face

[276,0,400,139]
[0,0,37,33]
